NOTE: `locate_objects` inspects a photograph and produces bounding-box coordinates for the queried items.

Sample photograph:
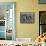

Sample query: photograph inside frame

[20,12,35,24]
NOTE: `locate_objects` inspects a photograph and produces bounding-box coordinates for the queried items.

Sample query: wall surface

[0,0,46,40]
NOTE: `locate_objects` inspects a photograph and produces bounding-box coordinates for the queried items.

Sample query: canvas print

[20,12,35,23]
[39,0,46,4]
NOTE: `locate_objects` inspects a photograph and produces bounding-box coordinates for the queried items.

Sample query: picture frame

[39,0,46,4]
[20,12,35,24]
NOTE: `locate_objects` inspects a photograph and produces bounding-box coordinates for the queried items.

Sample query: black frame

[39,11,46,35]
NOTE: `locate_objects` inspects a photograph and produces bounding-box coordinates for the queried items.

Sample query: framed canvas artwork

[20,12,35,24]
